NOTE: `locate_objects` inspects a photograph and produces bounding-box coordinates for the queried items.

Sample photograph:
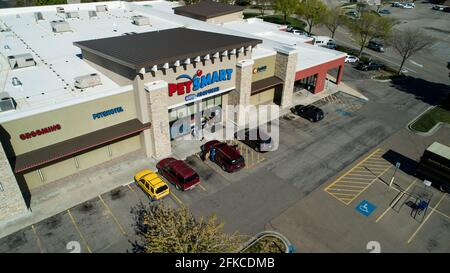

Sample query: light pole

[389,162,401,188]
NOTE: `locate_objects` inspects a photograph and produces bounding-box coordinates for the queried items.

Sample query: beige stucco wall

[206,11,243,24]
[1,91,137,155]
[252,54,276,82]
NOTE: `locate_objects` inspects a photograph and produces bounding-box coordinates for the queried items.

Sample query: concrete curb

[371,76,391,83]
[407,106,450,136]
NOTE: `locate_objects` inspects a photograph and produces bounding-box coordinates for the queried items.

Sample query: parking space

[324,148,392,205]
[225,139,266,169]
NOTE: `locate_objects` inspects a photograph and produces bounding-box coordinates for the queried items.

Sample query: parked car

[134,169,170,200]
[356,60,384,71]
[156,157,200,191]
[378,9,391,14]
[291,104,324,122]
[345,55,359,63]
[402,3,415,8]
[200,140,245,172]
[391,2,405,7]
[345,10,358,18]
[313,36,334,47]
[235,127,274,152]
[367,40,385,52]
[432,5,444,11]
[291,29,309,36]
[444,6,450,12]
[322,40,337,50]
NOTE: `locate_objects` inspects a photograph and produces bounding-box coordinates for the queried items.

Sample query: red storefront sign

[20,124,61,140]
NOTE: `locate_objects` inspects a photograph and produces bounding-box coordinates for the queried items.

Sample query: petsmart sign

[168,69,233,102]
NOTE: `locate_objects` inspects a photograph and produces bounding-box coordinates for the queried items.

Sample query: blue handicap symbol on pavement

[355,200,377,217]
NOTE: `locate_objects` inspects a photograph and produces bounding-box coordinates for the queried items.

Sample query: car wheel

[440,184,450,193]
[175,184,181,191]
[221,164,227,172]
[255,146,260,152]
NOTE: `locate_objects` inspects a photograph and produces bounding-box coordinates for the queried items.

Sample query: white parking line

[409,60,423,68]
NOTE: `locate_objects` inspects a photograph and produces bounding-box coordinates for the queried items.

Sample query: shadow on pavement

[382,149,418,176]
[389,76,450,106]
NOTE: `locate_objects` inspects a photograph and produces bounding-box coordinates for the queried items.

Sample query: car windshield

[183,174,198,184]
[231,156,245,165]
[155,185,168,194]
[261,137,272,144]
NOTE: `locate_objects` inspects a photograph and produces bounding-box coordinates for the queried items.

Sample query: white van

[312,36,334,46]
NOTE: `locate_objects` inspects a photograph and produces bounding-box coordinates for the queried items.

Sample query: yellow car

[134,169,170,200]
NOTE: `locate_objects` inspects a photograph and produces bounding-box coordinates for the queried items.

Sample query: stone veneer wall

[229,59,254,127]
[144,81,172,159]
[0,144,27,221]
[274,50,298,109]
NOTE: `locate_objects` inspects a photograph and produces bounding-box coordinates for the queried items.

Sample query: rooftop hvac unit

[88,11,98,19]
[56,7,65,13]
[66,11,79,19]
[50,20,71,33]
[8,53,36,69]
[131,15,150,26]
[34,12,44,21]
[0,92,16,112]
[74,73,102,89]
[96,5,108,12]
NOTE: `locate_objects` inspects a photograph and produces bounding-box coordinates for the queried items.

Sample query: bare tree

[390,28,435,74]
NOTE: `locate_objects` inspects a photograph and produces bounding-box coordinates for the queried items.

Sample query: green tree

[255,0,274,16]
[274,0,298,24]
[389,28,435,74]
[296,0,328,35]
[183,0,201,5]
[32,0,66,6]
[324,9,345,39]
[347,12,395,57]
[132,203,246,253]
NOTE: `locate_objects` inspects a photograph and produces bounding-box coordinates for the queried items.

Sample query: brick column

[229,59,254,127]
[144,80,172,159]
[0,144,27,221]
[336,65,344,85]
[133,75,154,158]
[274,48,298,109]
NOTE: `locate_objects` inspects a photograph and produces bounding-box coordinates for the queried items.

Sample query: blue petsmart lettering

[92,106,124,120]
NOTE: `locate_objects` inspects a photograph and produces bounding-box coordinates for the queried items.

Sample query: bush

[243,12,260,19]
[262,15,307,30]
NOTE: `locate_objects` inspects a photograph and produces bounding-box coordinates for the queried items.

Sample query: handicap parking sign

[355,200,377,217]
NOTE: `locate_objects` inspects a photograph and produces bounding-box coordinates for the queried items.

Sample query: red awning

[14,119,150,173]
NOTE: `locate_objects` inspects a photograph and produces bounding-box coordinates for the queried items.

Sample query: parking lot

[270,125,450,252]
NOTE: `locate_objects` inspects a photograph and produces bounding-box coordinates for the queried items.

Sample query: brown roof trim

[173,1,245,20]
[14,119,150,173]
[74,28,262,70]
[251,76,284,95]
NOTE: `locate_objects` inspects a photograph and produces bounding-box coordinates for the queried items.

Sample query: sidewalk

[0,150,156,238]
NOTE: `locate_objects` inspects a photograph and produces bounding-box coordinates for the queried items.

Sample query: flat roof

[173,1,244,20]
[427,142,450,159]
[74,28,262,70]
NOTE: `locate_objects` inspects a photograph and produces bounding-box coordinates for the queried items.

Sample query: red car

[200,140,245,173]
[156,157,200,191]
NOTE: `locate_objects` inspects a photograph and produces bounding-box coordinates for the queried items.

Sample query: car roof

[215,143,242,160]
[168,160,197,178]
[143,172,166,188]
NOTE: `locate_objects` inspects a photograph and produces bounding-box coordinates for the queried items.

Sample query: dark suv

[367,40,385,52]
[291,105,324,122]
[356,60,384,71]
[200,140,245,172]
[156,157,200,191]
[236,127,274,153]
